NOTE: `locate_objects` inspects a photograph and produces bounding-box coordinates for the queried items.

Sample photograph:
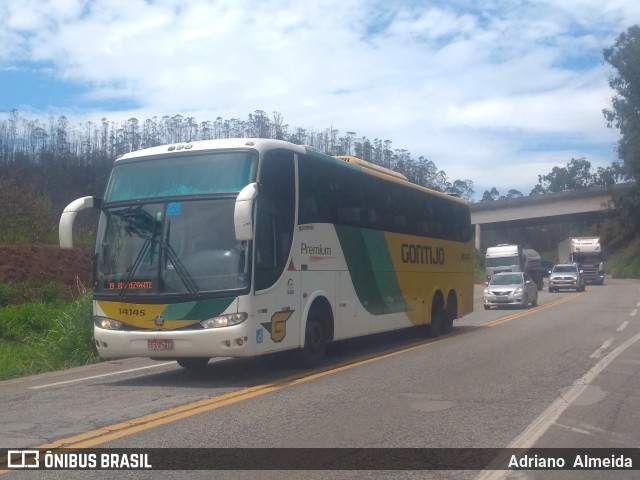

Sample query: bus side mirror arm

[234,183,258,241]
[59,196,100,249]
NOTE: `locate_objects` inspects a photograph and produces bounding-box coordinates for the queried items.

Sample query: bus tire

[427,297,444,338]
[298,315,327,369]
[442,292,457,334]
[176,357,209,370]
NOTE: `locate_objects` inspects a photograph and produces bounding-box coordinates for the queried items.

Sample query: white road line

[630,309,638,317]
[617,321,629,332]
[29,362,176,390]
[590,337,614,359]
[476,331,640,480]
[555,422,591,435]
[636,301,640,307]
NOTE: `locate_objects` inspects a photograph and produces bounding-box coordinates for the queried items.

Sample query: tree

[123,118,141,152]
[0,168,53,243]
[603,25,640,181]
[272,111,288,140]
[534,158,595,193]
[451,179,475,201]
[247,110,270,138]
[595,161,630,186]
[481,187,500,202]
[603,25,640,233]
[502,189,523,199]
[529,184,546,196]
[0,108,478,232]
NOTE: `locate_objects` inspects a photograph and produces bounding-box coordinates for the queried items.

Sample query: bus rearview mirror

[59,196,100,249]
[234,183,258,241]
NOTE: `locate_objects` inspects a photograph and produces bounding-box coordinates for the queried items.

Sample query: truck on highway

[557,237,605,285]
[485,244,545,290]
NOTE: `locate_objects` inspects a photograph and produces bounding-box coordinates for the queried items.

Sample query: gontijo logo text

[401,243,445,265]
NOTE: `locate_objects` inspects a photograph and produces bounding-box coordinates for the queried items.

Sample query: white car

[548,263,585,292]
[483,272,539,310]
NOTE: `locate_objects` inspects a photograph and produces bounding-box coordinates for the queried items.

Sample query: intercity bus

[59,139,474,369]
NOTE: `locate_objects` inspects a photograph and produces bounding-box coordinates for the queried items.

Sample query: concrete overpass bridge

[469,183,633,252]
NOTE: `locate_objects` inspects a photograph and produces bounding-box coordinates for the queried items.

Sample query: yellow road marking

[1,291,584,463]
[483,290,584,327]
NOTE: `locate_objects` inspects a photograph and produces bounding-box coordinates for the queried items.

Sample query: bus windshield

[94,149,256,298]
[94,198,249,297]
[104,150,256,202]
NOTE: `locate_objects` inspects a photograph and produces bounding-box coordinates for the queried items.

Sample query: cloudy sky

[0,0,637,198]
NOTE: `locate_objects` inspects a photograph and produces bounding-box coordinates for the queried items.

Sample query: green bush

[604,236,640,279]
[0,293,100,380]
[607,253,640,278]
[0,284,21,306]
[0,281,66,306]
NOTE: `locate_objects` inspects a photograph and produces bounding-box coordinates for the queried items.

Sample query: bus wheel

[298,315,327,369]
[426,301,444,338]
[442,293,457,334]
[176,357,209,370]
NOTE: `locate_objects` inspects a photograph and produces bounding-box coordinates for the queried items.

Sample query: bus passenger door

[253,271,301,355]
[252,149,301,354]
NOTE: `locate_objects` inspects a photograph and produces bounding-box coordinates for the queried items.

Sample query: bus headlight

[200,313,248,329]
[94,317,124,330]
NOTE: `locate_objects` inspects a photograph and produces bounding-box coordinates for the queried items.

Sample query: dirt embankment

[0,244,93,298]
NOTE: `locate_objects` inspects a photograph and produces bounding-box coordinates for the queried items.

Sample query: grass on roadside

[0,291,101,381]
[605,236,640,279]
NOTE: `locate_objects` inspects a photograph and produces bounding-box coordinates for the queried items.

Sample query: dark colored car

[540,260,554,278]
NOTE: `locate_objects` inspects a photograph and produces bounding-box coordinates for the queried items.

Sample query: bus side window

[301,197,318,223]
[335,168,365,228]
[365,208,377,228]
[298,154,338,225]
[338,206,361,226]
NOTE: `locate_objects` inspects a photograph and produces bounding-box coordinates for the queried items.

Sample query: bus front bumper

[93,323,255,360]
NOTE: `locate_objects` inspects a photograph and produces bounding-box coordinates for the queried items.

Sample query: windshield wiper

[119,236,153,300]
[162,243,199,298]
[161,220,199,298]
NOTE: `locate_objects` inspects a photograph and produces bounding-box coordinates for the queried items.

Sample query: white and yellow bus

[59,139,474,369]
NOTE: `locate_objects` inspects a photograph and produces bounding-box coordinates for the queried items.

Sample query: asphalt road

[2,278,640,479]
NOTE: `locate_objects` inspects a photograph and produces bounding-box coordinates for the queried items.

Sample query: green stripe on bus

[335,225,407,315]
[362,229,408,313]
[163,297,236,320]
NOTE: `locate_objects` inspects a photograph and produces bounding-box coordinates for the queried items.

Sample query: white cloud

[0,0,634,198]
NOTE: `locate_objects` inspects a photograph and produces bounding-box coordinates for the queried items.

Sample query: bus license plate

[148,339,173,351]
